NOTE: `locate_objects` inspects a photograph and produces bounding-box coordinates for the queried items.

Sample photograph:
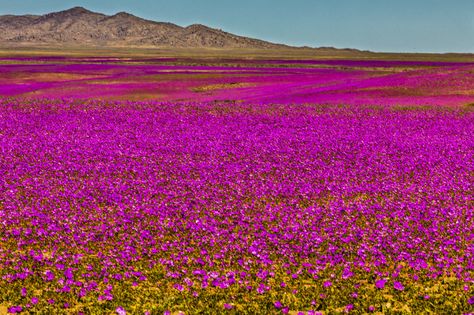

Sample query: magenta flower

[274,300,283,309]
[223,303,233,310]
[7,306,22,314]
[64,268,74,280]
[116,306,126,315]
[323,281,332,288]
[44,270,55,282]
[393,281,404,291]
[468,296,474,305]
[375,279,386,289]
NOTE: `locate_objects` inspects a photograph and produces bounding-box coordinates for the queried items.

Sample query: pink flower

[323,281,332,288]
[274,300,283,309]
[223,303,233,310]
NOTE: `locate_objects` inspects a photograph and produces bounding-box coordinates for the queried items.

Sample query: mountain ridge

[0,7,292,49]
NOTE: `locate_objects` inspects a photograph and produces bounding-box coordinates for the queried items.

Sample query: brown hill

[0,7,289,49]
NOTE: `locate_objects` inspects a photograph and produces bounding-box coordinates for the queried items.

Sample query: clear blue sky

[1,0,473,53]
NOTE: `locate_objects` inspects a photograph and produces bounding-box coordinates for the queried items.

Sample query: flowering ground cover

[0,56,473,314]
[0,56,473,105]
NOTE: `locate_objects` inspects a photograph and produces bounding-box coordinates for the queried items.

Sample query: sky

[0,0,473,53]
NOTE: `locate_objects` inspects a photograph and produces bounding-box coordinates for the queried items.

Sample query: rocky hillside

[0,7,288,48]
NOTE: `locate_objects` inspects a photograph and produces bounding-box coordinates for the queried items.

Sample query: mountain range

[0,7,291,49]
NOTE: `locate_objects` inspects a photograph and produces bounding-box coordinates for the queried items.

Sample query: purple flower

[7,306,22,314]
[20,288,27,297]
[31,297,38,305]
[44,270,55,282]
[116,306,126,315]
[468,296,474,305]
[223,303,233,310]
[346,304,354,312]
[64,268,74,280]
[368,305,375,312]
[375,279,386,289]
[394,281,404,291]
[323,281,332,288]
[274,300,283,309]
[282,307,289,314]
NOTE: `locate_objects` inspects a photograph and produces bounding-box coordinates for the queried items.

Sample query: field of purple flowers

[0,57,473,314]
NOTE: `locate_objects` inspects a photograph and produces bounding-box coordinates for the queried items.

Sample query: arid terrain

[0,7,289,48]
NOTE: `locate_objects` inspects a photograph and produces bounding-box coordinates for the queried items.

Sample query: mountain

[0,7,289,49]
